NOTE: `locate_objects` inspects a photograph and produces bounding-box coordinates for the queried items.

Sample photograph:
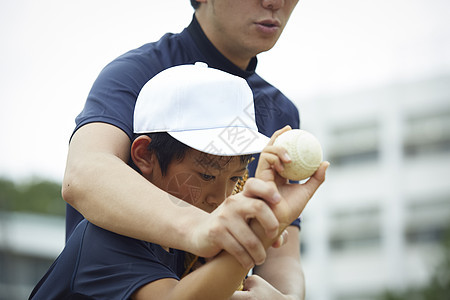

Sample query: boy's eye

[199,173,215,181]
[231,176,243,183]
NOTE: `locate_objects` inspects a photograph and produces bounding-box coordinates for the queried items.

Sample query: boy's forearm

[168,252,247,300]
[168,220,283,300]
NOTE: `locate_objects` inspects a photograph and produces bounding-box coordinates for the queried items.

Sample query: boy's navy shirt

[29,220,185,299]
[66,15,301,240]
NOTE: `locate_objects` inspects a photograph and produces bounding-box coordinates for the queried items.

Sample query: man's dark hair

[132,132,252,176]
[190,0,200,9]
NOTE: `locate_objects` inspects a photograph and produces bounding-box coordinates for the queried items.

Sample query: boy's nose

[205,185,227,210]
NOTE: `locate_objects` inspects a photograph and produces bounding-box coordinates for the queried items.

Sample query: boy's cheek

[166,172,203,206]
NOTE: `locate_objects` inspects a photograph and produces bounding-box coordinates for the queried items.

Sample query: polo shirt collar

[186,15,257,79]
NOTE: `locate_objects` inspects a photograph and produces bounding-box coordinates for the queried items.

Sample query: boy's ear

[131,136,156,176]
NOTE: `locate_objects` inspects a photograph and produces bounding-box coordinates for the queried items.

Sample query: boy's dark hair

[131,132,189,176]
[190,0,200,9]
[132,132,253,176]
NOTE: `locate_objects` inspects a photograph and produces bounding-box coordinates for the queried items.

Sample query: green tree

[0,177,65,216]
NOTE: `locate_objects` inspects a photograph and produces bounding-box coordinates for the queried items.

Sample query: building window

[404,109,450,158]
[328,122,380,166]
[405,195,450,245]
[329,206,381,251]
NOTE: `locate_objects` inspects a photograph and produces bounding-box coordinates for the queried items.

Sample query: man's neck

[194,14,253,70]
[210,41,252,70]
[186,14,258,79]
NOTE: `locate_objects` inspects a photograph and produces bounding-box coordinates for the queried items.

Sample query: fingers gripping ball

[274,129,323,181]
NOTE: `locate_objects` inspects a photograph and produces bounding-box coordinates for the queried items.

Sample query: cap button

[194,61,208,68]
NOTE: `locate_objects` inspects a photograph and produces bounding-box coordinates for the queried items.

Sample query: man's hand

[189,181,283,269]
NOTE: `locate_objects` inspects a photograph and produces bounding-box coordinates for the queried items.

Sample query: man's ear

[131,135,156,176]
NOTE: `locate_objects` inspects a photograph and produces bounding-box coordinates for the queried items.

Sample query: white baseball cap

[134,62,270,156]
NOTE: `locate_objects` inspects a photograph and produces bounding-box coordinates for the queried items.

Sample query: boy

[30,63,327,299]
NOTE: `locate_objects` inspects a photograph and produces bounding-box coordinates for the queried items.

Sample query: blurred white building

[0,74,449,300]
[0,212,64,299]
[299,73,450,300]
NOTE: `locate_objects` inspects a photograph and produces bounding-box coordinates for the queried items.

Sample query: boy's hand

[255,126,293,184]
[255,126,329,228]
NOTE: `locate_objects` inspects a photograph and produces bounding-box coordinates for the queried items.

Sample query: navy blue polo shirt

[66,15,301,240]
[29,220,185,299]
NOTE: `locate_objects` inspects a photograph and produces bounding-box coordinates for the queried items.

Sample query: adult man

[63,0,303,298]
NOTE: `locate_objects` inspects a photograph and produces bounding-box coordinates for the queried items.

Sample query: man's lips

[256,19,281,28]
[254,19,281,35]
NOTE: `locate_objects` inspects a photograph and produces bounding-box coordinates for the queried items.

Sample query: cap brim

[168,128,270,156]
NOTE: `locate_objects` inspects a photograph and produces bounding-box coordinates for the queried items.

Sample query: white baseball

[273,129,323,181]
